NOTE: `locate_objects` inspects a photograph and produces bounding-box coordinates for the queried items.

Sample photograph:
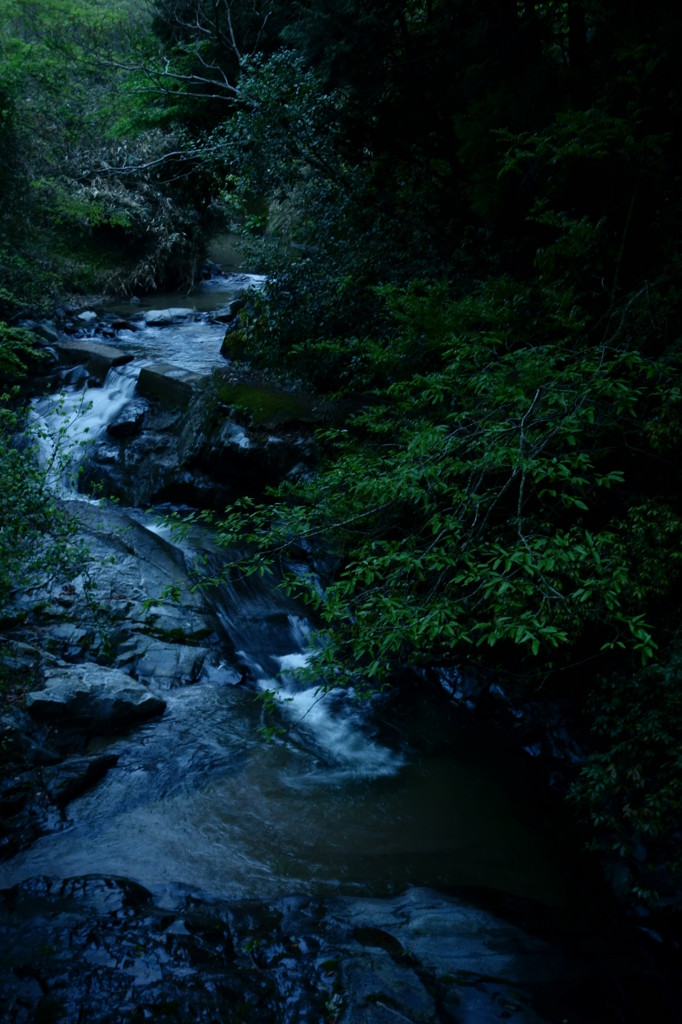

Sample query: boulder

[106,398,149,439]
[137,362,208,410]
[29,502,220,659]
[141,308,195,326]
[0,710,60,769]
[79,427,183,505]
[214,380,321,429]
[26,665,166,733]
[210,298,245,324]
[59,363,90,387]
[116,633,212,688]
[32,320,61,345]
[196,415,316,497]
[41,753,119,806]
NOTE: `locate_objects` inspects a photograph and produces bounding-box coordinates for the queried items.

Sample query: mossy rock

[220,328,246,362]
[216,381,321,429]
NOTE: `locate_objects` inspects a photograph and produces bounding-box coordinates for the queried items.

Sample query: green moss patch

[216,381,321,429]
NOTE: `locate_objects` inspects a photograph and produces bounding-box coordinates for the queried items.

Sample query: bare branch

[102,54,240,97]
[516,387,541,524]
[81,148,205,180]
[225,1,242,61]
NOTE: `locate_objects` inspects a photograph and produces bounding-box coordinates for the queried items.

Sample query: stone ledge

[26,665,166,733]
[137,362,209,409]
[57,340,134,382]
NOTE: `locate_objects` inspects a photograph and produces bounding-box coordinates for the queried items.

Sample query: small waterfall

[165,526,404,780]
[266,650,404,779]
[32,363,139,492]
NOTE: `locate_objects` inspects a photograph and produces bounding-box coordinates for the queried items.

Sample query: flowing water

[4,274,575,911]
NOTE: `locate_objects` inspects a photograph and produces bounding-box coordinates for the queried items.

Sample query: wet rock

[141,307,195,326]
[81,428,184,504]
[0,881,648,1024]
[58,362,90,387]
[142,604,214,644]
[0,710,60,769]
[0,702,65,855]
[75,365,320,507]
[31,320,61,345]
[106,398,148,439]
[195,417,316,498]
[2,499,221,726]
[0,785,55,859]
[63,501,216,644]
[0,770,36,816]
[41,753,119,806]
[322,889,572,1024]
[0,715,64,858]
[116,633,212,688]
[338,947,436,1024]
[0,877,276,1024]
[210,297,245,324]
[25,665,166,733]
[200,259,222,279]
[39,621,93,660]
[341,889,551,981]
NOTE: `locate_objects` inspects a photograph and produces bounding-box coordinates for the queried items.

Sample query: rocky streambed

[1,278,680,1022]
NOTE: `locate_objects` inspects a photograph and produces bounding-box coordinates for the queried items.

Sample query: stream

[0,274,670,1023]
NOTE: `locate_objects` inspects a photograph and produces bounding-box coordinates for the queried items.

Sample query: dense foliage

[0,0,230,318]
[0,324,82,618]
[205,1,682,901]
